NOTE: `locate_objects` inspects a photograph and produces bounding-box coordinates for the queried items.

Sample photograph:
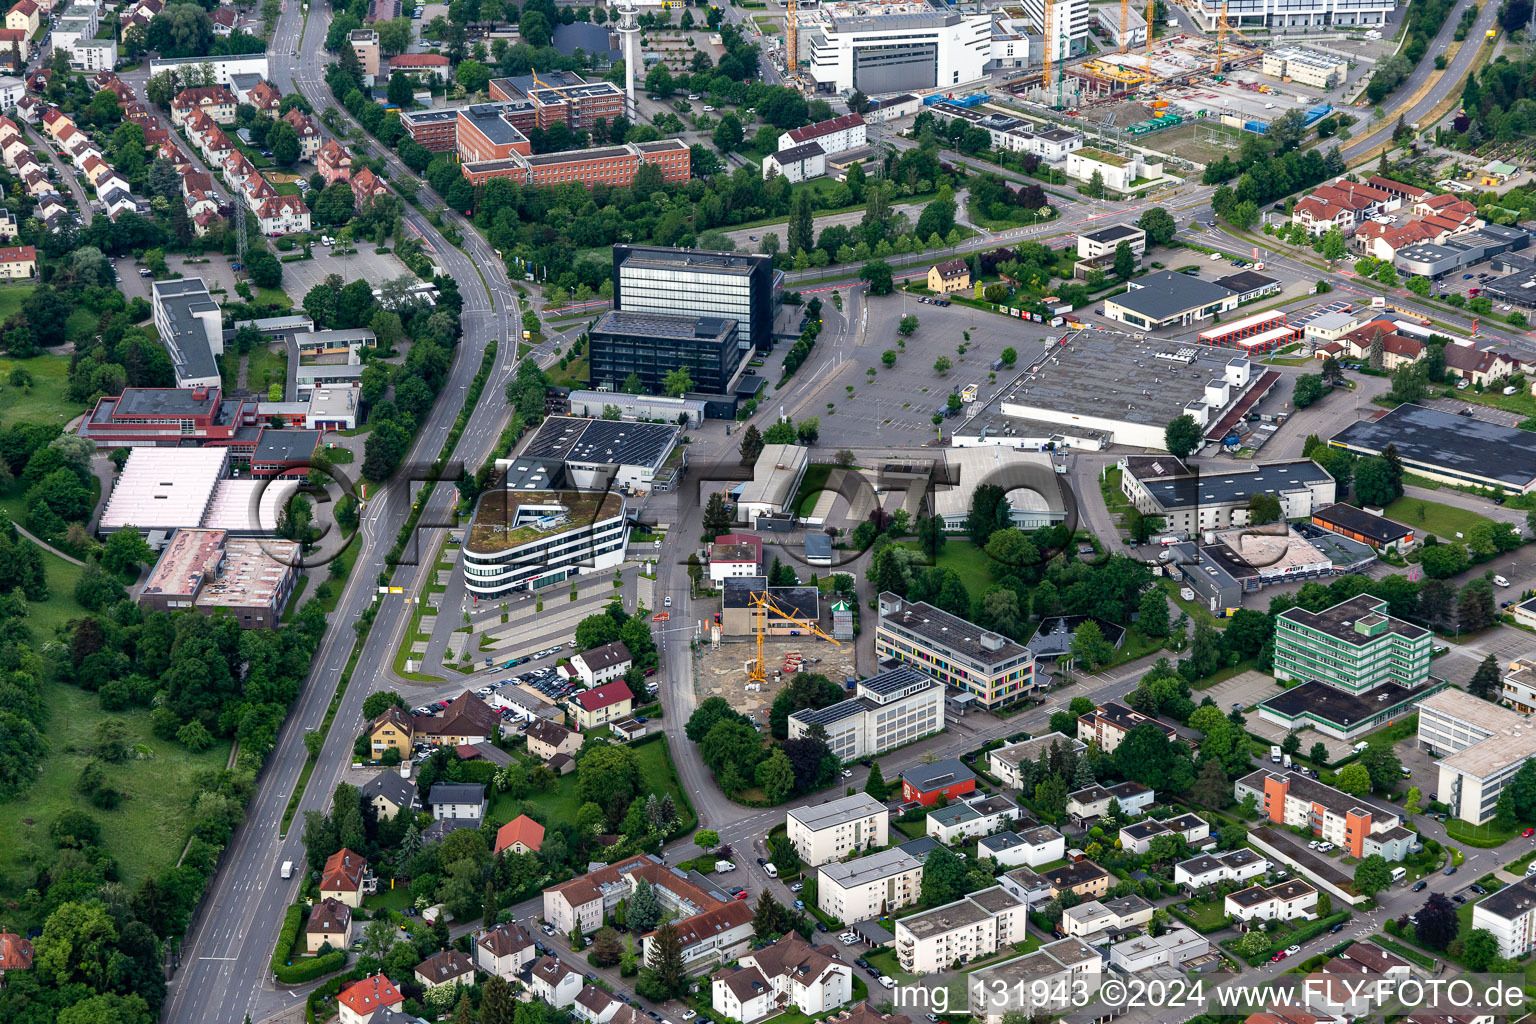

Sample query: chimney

[193,385,207,400]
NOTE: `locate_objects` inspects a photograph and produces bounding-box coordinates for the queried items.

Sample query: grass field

[0,281,34,322]
[0,352,87,432]
[488,737,686,825]
[899,538,996,601]
[246,342,290,398]
[0,674,233,900]
[28,545,89,637]
[793,464,834,517]
[1382,496,1494,542]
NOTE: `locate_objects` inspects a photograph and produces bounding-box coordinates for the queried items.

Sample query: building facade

[1233,769,1405,858]
[785,793,889,867]
[1274,595,1432,693]
[786,663,945,762]
[1419,687,1536,825]
[588,310,748,397]
[816,848,924,923]
[612,244,778,353]
[875,595,1036,708]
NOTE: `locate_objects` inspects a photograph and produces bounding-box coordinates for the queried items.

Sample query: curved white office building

[462,489,628,595]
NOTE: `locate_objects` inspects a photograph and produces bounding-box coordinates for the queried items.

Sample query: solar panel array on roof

[519,416,679,469]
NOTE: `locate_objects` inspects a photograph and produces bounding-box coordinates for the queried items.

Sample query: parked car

[1470,883,1488,895]
[1329,923,1346,933]
[789,882,803,893]
[1271,951,1288,962]
[1412,880,1428,892]
[1285,945,1302,956]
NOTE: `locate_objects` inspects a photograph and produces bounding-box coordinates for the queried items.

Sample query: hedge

[1224,910,1352,965]
[270,902,348,984]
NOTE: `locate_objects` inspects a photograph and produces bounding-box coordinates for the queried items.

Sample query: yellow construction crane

[1145,0,1156,53]
[1042,0,1055,107]
[1214,4,1256,75]
[530,68,572,99]
[747,590,839,685]
[787,0,798,82]
[1120,0,1129,54]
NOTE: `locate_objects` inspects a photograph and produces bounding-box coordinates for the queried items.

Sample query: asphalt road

[1340,0,1499,164]
[160,5,540,1022]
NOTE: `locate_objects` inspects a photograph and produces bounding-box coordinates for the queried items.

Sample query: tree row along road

[162,6,535,1023]
[1340,0,1498,164]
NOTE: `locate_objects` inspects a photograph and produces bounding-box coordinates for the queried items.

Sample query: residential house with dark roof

[528,956,583,1007]
[525,719,581,761]
[711,932,853,1022]
[569,640,632,687]
[360,770,417,819]
[927,257,970,294]
[427,783,488,822]
[476,921,535,979]
[898,757,977,806]
[413,949,475,990]
[307,897,353,953]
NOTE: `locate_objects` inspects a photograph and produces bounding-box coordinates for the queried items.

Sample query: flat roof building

[786,793,889,867]
[153,277,223,389]
[612,244,777,353]
[588,310,748,399]
[1120,455,1336,535]
[734,443,809,526]
[1419,688,1536,826]
[876,594,1036,709]
[787,663,944,763]
[99,447,230,538]
[1311,502,1417,553]
[929,448,1068,533]
[517,416,682,494]
[462,487,627,595]
[1258,676,1445,742]
[1275,594,1431,694]
[138,527,301,628]
[1331,403,1536,494]
[817,847,923,924]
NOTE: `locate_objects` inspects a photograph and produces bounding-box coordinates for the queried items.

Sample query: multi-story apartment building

[349,29,380,83]
[1473,873,1536,958]
[711,933,852,1022]
[475,921,535,981]
[779,113,866,158]
[1234,769,1410,859]
[544,854,738,939]
[968,938,1104,1024]
[1419,687,1536,825]
[612,244,778,353]
[787,664,944,762]
[1077,701,1176,754]
[875,595,1036,708]
[816,848,923,924]
[1174,849,1267,891]
[170,85,237,126]
[642,900,755,967]
[1274,595,1433,693]
[894,886,1028,973]
[1224,879,1319,922]
[988,732,1086,789]
[785,793,889,867]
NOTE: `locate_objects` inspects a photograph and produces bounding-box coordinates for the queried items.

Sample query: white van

[764,862,779,879]
[1494,575,1512,588]
[281,860,293,880]
[1391,866,1407,884]
[1208,251,1224,262]
[1352,741,1369,754]
[1270,745,1282,764]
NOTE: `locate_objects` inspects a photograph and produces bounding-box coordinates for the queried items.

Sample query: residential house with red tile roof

[171,85,237,126]
[643,899,755,968]
[570,680,634,730]
[0,27,31,62]
[246,79,281,112]
[1337,320,1425,370]
[318,137,352,183]
[5,0,38,36]
[283,106,321,160]
[256,194,310,235]
[388,52,452,82]
[494,813,545,854]
[337,974,403,1024]
[350,166,389,208]
[320,847,373,908]
[210,8,237,35]
[0,932,33,985]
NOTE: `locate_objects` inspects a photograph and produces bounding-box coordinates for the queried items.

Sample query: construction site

[1008,0,1343,168]
[690,577,860,719]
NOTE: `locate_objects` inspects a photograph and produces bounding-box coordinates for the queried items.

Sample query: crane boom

[1215,3,1227,74]
[787,0,798,80]
[1120,0,1129,54]
[1042,0,1052,106]
[1145,0,1155,53]
[748,590,840,685]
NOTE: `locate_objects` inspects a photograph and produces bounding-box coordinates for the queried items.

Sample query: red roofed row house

[318,137,352,184]
[0,931,33,986]
[543,853,756,966]
[1354,194,1484,259]
[1290,178,1400,237]
[170,85,238,127]
[1313,319,1425,370]
[184,108,312,236]
[40,104,144,220]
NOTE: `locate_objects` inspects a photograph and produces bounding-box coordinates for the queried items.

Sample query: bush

[270,903,349,983]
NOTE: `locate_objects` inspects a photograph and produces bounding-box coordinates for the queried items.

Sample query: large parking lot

[279,246,416,304]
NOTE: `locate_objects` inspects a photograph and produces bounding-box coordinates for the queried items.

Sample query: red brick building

[460,139,689,188]
[79,387,253,448]
[898,757,976,806]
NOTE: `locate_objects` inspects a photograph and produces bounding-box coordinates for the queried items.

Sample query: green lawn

[1175,898,1230,930]
[489,737,686,825]
[27,545,89,637]
[65,307,98,344]
[0,352,87,431]
[900,538,996,601]
[1383,496,1494,542]
[258,287,294,310]
[0,281,34,321]
[0,674,233,902]
[247,342,290,397]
